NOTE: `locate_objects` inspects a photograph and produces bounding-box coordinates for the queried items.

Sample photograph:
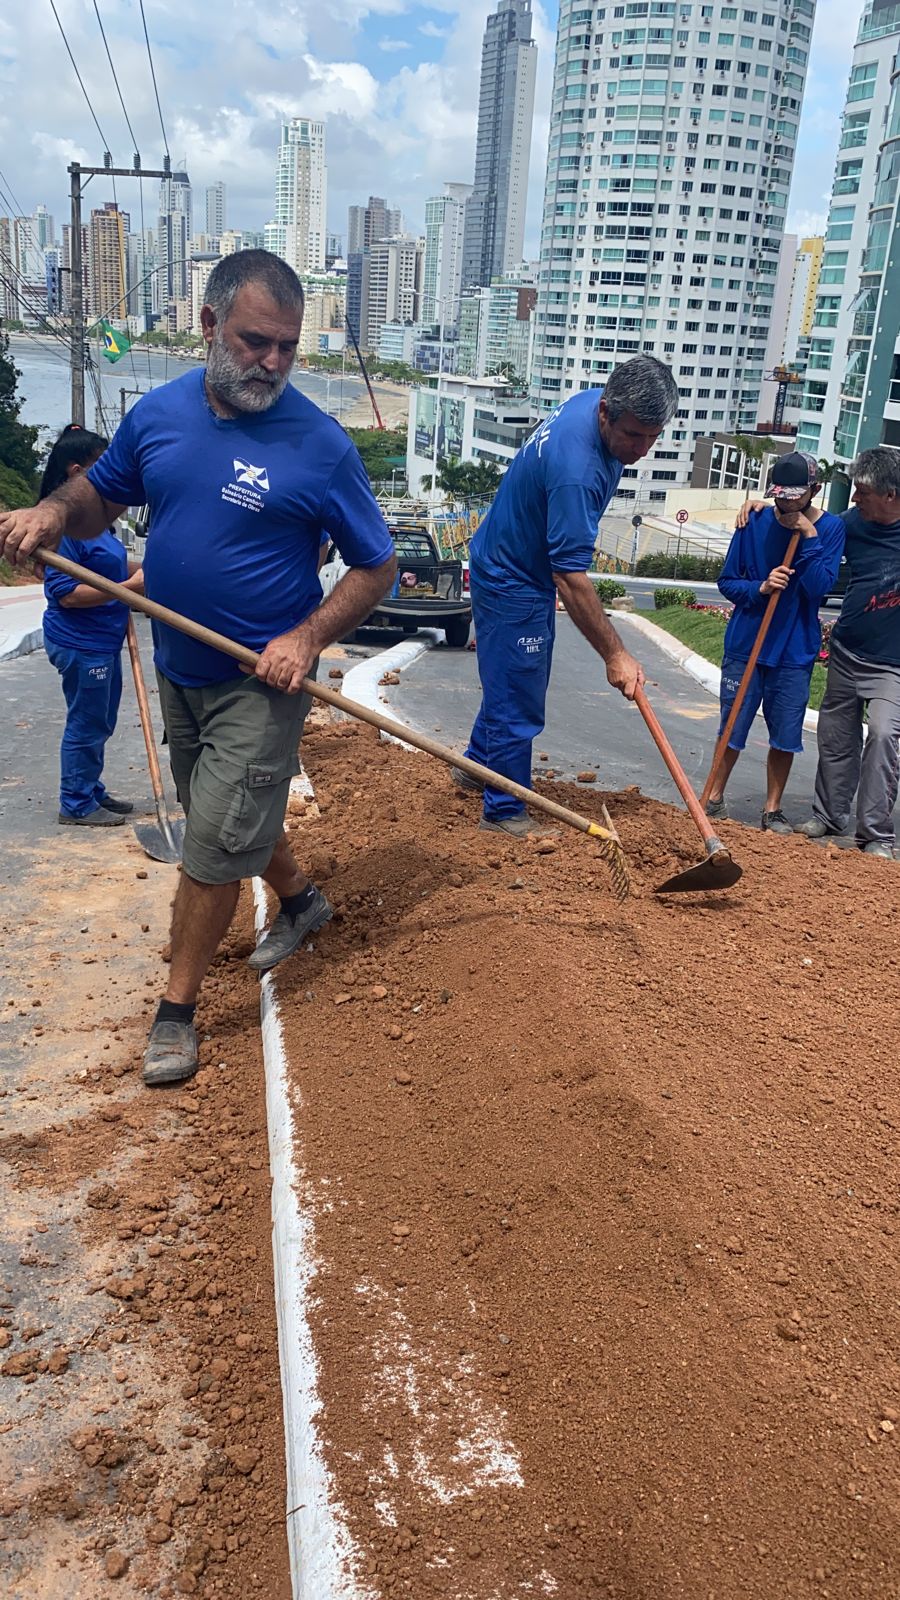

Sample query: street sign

[631,513,643,528]
[676,508,689,525]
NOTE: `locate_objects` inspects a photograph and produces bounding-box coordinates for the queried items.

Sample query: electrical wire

[47,0,112,154]
[139,0,170,159]
[91,0,139,152]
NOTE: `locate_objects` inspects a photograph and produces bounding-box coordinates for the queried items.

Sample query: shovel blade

[655,846,742,895]
[133,816,185,865]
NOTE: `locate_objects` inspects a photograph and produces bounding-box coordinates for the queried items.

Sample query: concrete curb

[253,869,369,1600]
[616,609,821,735]
[0,586,46,663]
[340,632,440,748]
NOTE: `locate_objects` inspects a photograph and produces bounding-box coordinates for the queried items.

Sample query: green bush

[654,587,696,609]
[591,577,627,601]
[636,551,724,581]
[0,462,34,510]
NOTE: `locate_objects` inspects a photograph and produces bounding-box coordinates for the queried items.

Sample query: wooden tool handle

[633,683,717,849]
[700,529,801,807]
[37,548,620,846]
[125,617,166,806]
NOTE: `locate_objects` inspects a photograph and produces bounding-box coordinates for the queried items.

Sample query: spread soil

[273,720,900,1599]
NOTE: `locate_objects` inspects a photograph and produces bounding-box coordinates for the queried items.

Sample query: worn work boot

[761,809,793,835]
[794,817,832,839]
[479,814,559,839]
[705,797,728,821]
[99,795,134,814]
[143,1019,199,1086]
[450,764,484,793]
[58,806,127,827]
[248,888,333,973]
[863,841,896,860]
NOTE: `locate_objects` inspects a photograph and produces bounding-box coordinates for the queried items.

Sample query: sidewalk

[0,583,45,662]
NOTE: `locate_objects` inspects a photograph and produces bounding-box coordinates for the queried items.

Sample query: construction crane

[764,363,803,433]
[345,315,385,431]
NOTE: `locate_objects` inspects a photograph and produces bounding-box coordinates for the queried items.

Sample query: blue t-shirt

[87,368,394,686]
[43,529,129,654]
[832,507,900,668]
[718,506,845,668]
[469,388,623,596]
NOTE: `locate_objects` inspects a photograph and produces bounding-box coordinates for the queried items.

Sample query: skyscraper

[793,0,900,468]
[423,184,472,325]
[346,196,402,340]
[267,119,327,274]
[361,235,424,351]
[205,181,227,239]
[530,0,814,506]
[89,202,128,321]
[158,170,192,316]
[461,0,537,291]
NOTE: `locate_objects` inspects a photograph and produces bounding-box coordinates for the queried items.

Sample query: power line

[91,0,140,153]
[47,0,111,154]
[139,0,170,159]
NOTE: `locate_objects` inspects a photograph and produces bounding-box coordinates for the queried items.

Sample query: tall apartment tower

[88,202,129,321]
[158,170,192,315]
[423,184,473,324]
[462,0,537,291]
[267,119,327,275]
[530,0,814,507]
[793,0,900,466]
[361,235,424,351]
[346,196,402,341]
[205,182,227,239]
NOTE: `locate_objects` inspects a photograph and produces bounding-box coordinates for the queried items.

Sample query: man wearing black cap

[706,452,845,832]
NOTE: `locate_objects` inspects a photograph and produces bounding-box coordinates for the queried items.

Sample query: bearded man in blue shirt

[0,251,397,1085]
[454,355,680,836]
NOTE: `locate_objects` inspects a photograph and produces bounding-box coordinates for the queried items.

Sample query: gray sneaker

[479,814,559,839]
[450,764,484,793]
[761,809,793,835]
[705,798,728,821]
[248,888,333,972]
[863,841,896,860]
[58,806,127,828]
[795,817,831,838]
[143,1019,199,1086]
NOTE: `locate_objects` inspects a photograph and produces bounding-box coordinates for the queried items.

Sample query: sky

[0,0,868,254]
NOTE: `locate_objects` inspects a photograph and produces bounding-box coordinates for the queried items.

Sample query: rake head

[588,812,631,902]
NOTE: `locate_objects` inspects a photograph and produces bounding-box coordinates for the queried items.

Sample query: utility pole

[69,156,171,427]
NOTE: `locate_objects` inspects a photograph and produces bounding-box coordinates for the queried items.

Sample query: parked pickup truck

[321,526,472,647]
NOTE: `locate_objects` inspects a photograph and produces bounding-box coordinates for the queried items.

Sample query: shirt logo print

[233,459,270,492]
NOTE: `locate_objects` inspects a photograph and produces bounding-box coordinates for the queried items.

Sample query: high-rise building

[158,170,192,315]
[757,233,823,425]
[793,0,900,467]
[126,229,157,324]
[361,235,424,351]
[346,197,402,340]
[530,0,814,506]
[205,182,227,239]
[61,222,90,317]
[461,0,537,291]
[325,231,343,268]
[458,267,537,379]
[423,184,472,325]
[34,204,55,250]
[268,119,327,275]
[88,202,128,322]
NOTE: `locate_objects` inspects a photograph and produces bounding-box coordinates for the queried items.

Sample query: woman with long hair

[42,424,144,826]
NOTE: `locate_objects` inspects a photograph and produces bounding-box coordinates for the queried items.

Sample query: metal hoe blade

[133,815,185,865]
[655,844,742,895]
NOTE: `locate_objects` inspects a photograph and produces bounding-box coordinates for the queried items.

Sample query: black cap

[768,451,819,501]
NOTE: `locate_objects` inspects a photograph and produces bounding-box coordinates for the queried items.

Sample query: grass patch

[651,606,827,711]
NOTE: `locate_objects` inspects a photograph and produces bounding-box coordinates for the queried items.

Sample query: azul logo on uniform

[517,633,546,655]
[233,458,270,492]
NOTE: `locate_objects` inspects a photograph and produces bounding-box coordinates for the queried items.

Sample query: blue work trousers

[45,639,123,817]
[464,581,556,819]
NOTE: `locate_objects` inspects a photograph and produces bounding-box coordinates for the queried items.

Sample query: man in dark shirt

[795,448,900,857]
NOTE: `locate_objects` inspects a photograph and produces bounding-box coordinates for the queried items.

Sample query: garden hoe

[37,550,631,898]
[633,684,742,893]
[125,616,185,864]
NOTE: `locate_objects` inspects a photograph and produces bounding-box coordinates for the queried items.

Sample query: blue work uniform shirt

[43,529,129,654]
[718,506,845,668]
[87,368,394,686]
[831,507,900,668]
[469,388,623,596]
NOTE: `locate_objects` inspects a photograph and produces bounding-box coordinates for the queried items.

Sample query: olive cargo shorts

[156,670,313,884]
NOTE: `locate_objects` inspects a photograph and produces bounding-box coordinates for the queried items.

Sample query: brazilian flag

[98,319,131,364]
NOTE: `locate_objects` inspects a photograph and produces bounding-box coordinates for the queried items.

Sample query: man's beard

[206,332,289,414]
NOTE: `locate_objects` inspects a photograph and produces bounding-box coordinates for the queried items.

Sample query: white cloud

[378,37,412,51]
[418,20,450,37]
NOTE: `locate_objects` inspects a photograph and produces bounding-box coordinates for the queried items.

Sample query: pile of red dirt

[269,720,900,1599]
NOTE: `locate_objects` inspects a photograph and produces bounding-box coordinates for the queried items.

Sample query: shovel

[37,549,632,898]
[633,685,742,893]
[125,616,185,864]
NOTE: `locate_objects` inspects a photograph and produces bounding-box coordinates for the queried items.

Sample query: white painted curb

[253,870,371,1600]
[617,609,821,735]
[0,586,46,663]
[340,633,440,748]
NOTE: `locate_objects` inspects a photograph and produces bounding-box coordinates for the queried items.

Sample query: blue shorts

[719,655,813,754]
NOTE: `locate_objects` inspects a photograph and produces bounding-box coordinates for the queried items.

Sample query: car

[320,524,473,647]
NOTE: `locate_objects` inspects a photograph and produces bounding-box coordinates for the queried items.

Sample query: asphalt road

[384,613,894,836]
